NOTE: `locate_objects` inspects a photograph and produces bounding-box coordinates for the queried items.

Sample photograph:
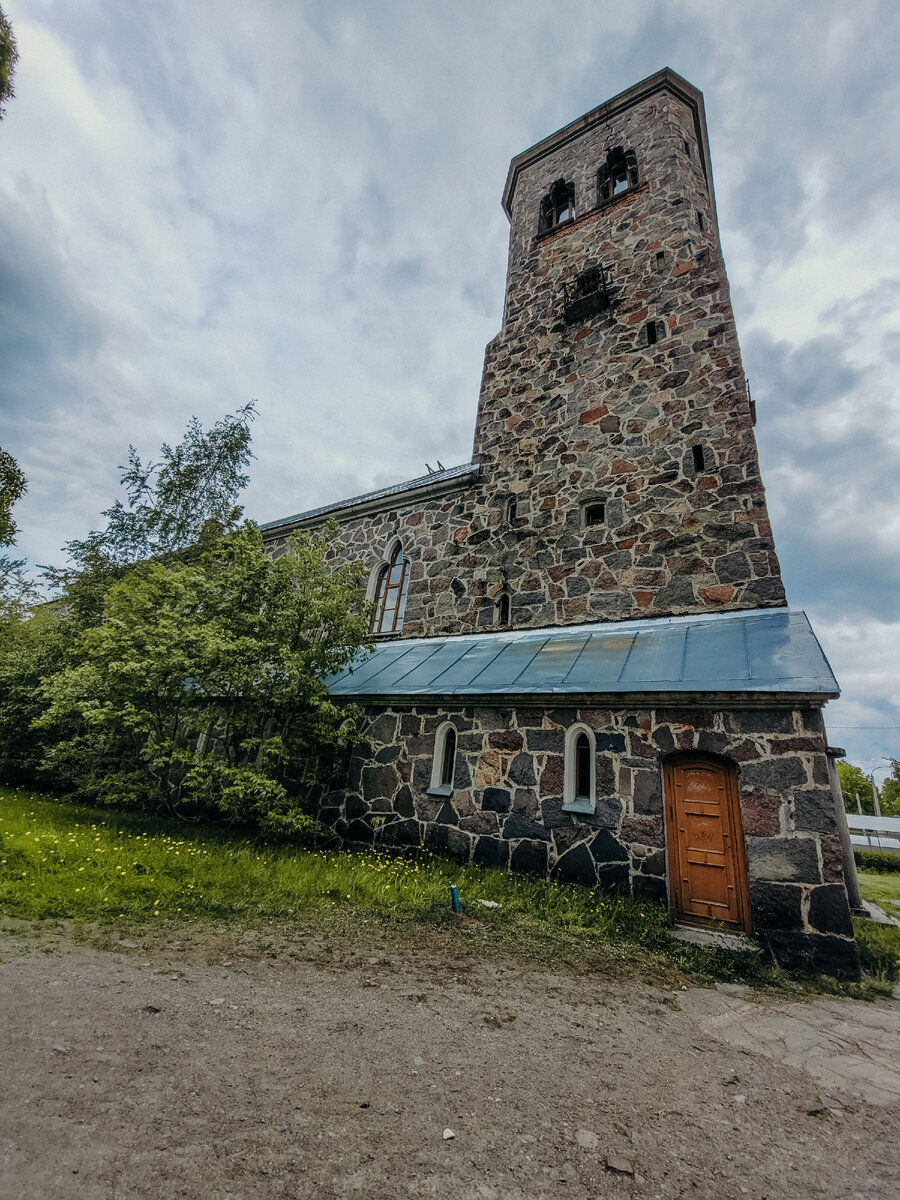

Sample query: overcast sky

[1,0,899,773]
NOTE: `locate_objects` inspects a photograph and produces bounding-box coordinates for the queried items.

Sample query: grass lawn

[0,786,896,993]
[858,870,900,906]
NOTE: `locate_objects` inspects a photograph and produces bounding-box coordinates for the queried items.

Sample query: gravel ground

[1,918,898,1200]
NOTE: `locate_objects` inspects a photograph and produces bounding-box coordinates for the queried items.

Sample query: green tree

[0,5,17,120]
[38,523,372,837]
[837,761,875,814]
[0,445,27,547]
[44,403,257,624]
[877,762,900,818]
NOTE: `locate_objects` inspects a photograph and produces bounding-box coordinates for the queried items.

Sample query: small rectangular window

[584,502,606,527]
[655,250,666,271]
[692,444,705,473]
[646,320,658,346]
[684,140,691,156]
[697,211,705,231]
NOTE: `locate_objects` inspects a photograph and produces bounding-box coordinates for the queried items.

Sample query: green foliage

[44,404,257,625]
[853,918,900,983]
[37,523,372,837]
[0,446,27,546]
[837,760,874,812]
[854,849,900,875]
[0,6,17,119]
[0,606,69,786]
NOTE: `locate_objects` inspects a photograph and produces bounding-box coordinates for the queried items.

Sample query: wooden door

[664,756,751,932]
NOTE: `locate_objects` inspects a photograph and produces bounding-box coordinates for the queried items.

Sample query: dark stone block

[445,827,473,862]
[399,713,421,737]
[596,755,616,794]
[746,836,821,884]
[473,836,509,868]
[640,848,666,877]
[540,795,570,829]
[508,752,537,787]
[503,813,551,842]
[368,712,399,745]
[653,578,696,607]
[590,828,629,863]
[552,842,597,888]
[510,839,549,875]
[374,745,400,764]
[525,720,561,748]
[488,730,524,752]
[474,707,513,730]
[762,931,860,980]
[739,757,807,791]
[453,757,472,789]
[548,708,578,726]
[347,819,374,844]
[633,769,662,815]
[807,884,854,938]
[697,731,730,756]
[345,793,366,820]
[597,862,630,893]
[424,824,449,853]
[728,709,794,735]
[715,551,751,584]
[593,794,623,828]
[632,874,667,904]
[652,725,676,755]
[435,802,459,827]
[749,880,803,931]
[793,789,837,834]
[482,787,511,813]
[512,788,539,819]
[391,819,422,846]
[394,785,415,819]
[593,732,627,753]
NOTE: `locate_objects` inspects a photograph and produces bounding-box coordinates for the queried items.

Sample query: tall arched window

[562,723,596,813]
[372,542,409,634]
[428,722,458,796]
[539,179,576,233]
[597,147,638,203]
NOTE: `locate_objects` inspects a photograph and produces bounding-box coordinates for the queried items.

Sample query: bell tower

[470,68,786,628]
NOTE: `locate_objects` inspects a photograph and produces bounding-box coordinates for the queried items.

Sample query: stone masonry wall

[322,699,858,978]
[264,79,785,637]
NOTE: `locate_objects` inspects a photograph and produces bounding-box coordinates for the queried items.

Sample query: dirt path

[1,920,898,1200]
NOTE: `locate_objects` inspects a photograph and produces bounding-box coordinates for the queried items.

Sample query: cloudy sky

[1,0,899,773]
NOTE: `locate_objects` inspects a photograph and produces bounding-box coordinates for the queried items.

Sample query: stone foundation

[323,699,858,978]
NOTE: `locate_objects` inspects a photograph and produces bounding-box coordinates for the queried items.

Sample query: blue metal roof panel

[326,609,839,697]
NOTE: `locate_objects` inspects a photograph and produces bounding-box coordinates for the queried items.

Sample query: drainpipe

[825,746,863,912]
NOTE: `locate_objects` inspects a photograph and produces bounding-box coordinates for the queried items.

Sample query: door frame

[662,752,753,934]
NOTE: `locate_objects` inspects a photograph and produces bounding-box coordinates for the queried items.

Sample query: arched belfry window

[562,723,596,813]
[539,179,576,233]
[372,541,409,634]
[597,147,638,203]
[496,592,510,627]
[428,722,458,796]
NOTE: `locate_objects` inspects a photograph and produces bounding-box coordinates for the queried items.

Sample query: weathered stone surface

[590,828,629,864]
[632,875,667,904]
[508,753,537,787]
[597,862,630,893]
[482,787,512,813]
[739,757,807,792]
[552,842,598,888]
[632,769,662,815]
[746,837,821,884]
[511,839,549,875]
[807,884,854,938]
[793,789,837,834]
[504,813,551,842]
[762,931,860,980]
[749,880,804,931]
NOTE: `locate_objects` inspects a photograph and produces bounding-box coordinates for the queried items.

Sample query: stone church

[263,69,859,977]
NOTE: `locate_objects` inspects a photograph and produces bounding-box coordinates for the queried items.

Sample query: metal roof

[326,608,839,698]
[260,463,479,533]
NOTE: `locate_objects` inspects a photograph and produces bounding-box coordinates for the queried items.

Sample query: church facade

[263,70,859,977]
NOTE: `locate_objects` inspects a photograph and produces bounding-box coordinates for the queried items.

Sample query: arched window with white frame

[562,723,596,813]
[428,721,458,797]
[370,540,409,635]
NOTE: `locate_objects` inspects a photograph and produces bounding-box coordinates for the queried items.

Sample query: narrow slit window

[497,593,510,626]
[440,727,457,788]
[506,497,517,523]
[697,211,705,231]
[655,250,666,271]
[574,733,591,800]
[692,444,705,473]
[684,140,691,156]
[646,320,658,346]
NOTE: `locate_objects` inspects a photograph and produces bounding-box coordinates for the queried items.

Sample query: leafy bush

[853,848,900,874]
